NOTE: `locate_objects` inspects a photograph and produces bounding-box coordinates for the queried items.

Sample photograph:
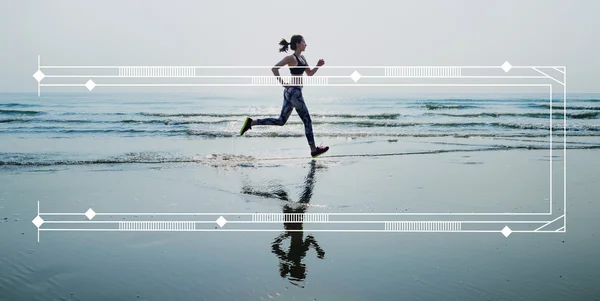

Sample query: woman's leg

[288,88,328,157]
[254,89,294,126]
[287,88,315,148]
[240,89,293,136]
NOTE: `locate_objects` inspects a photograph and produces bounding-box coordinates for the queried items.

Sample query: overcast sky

[0,0,598,95]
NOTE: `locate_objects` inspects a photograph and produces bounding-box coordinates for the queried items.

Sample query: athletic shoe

[311,146,329,158]
[240,117,252,136]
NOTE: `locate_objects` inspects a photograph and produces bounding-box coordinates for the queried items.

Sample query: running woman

[239,34,329,158]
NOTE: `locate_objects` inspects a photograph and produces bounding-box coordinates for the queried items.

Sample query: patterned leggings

[254,87,315,146]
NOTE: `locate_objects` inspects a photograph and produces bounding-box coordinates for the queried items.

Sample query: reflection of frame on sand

[242,160,325,288]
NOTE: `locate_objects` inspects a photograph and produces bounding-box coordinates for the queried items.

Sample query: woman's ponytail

[278,38,289,53]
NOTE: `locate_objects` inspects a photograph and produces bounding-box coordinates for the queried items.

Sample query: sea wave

[529,104,600,111]
[2,110,597,127]
[423,104,481,110]
[0,109,43,115]
[2,145,599,167]
[139,112,402,119]
[0,103,39,108]
[429,112,599,119]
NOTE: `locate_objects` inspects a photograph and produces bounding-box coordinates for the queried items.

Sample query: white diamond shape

[33,70,45,82]
[501,61,512,72]
[501,226,512,237]
[350,70,361,82]
[85,79,96,91]
[32,215,44,228]
[216,216,227,227]
[85,208,96,220]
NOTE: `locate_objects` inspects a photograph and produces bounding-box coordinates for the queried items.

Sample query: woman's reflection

[241,160,326,288]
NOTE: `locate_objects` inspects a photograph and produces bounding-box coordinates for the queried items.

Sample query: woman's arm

[304,57,325,76]
[272,55,294,86]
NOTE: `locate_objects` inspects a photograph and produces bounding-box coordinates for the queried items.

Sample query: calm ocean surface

[1,92,599,165]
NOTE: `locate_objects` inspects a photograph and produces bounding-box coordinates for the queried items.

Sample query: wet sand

[0,142,598,300]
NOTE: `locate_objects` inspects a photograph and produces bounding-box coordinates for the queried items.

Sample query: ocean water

[1,91,599,166]
[1,92,600,300]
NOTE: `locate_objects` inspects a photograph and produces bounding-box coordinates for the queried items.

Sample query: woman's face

[297,39,307,51]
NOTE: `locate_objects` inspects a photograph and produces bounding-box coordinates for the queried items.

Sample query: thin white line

[534,214,564,231]
[109,83,552,87]
[553,67,565,74]
[36,229,476,232]
[519,231,564,233]
[532,67,565,86]
[39,212,553,216]
[563,67,567,232]
[40,220,550,224]
[550,84,553,214]
[37,200,40,243]
[555,227,565,232]
[37,55,41,97]
[38,229,562,233]
[38,65,567,69]
[41,75,550,79]
[105,221,195,224]
[38,83,553,87]
[39,84,84,87]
